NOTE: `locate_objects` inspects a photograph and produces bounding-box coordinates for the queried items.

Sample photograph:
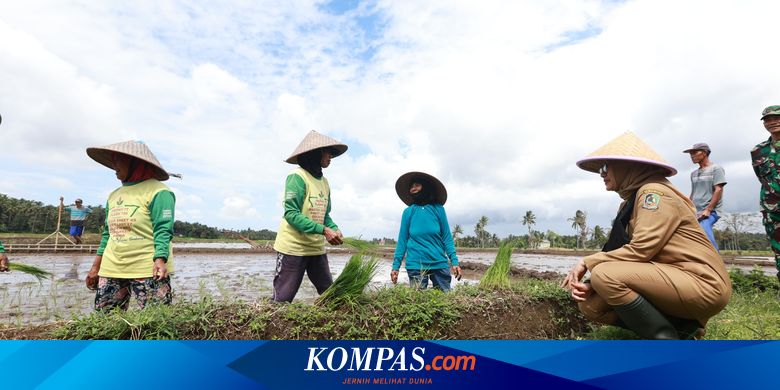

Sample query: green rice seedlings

[342,237,382,256]
[316,237,382,306]
[8,262,53,282]
[316,254,379,307]
[479,242,514,290]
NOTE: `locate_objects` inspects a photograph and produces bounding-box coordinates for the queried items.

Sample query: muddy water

[1,252,492,325]
[1,252,770,326]
[172,243,254,249]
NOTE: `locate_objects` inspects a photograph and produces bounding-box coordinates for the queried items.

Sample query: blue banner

[0,340,774,389]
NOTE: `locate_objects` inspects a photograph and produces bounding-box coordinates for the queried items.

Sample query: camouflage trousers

[94,276,173,311]
[761,210,780,282]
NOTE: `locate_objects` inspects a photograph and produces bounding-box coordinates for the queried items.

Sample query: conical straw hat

[576,132,677,176]
[395,172,448,205]
[285,130,348,164]
[87,140,170,181]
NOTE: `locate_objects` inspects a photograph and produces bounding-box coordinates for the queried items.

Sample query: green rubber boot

[613,295,679,340]
[666,315,705,340]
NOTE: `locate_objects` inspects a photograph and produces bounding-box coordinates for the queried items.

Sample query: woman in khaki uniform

[561,132,731,339]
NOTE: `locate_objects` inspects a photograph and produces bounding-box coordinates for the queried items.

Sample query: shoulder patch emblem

[641,193,661,210]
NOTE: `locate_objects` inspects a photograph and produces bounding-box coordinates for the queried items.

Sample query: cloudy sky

[1,0,778,239]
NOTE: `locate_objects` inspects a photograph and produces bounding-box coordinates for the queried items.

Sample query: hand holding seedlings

[324,227,343,245]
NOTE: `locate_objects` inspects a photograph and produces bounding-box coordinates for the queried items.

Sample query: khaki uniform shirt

[584,182,731,321]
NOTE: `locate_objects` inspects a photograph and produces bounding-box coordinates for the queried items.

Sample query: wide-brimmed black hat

[395,172,447,206]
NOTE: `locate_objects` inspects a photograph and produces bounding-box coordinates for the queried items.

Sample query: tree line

[0,194,106,234]
[451,210,769,252]
[451,210,608,250]
[0,193,276,240]
[1,193,769,251]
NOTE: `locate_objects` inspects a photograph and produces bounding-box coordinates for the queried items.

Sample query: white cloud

[220,196,259,219]
[1,0,779,237]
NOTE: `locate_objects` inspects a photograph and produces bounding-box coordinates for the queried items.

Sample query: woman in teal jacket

[391,172,461,291]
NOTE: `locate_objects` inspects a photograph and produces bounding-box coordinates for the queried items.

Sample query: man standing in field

[683,142,726,251]
[60,197,92,245]
[752,105,780,283]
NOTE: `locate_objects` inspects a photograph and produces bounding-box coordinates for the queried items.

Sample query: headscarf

[410,178,435,206]
[602,160,697,251]
[124,157,158,183]
[609,161,673,200]
[297,148,324,178]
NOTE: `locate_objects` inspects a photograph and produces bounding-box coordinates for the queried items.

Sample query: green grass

[51,298,247,340]
[705,290,780,339]
[51,286,462,340]
[729,266,780,293]
[586,268,780,340]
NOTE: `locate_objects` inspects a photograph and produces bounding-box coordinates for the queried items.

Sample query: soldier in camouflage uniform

[751,105,780,283]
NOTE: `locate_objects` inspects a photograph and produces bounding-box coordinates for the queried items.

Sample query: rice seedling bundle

[317,237,380,307]
[8,262,53,281]
[316,254,379,307]
[479,242,514,290]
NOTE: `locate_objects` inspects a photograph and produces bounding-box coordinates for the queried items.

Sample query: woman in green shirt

[85,140,177,311]
[272,131,347,302]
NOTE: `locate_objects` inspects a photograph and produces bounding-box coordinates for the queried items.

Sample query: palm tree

[475,216,489,248]
[568,210,588,249]
[522,210,536,248]
[592,225,606,247]
[452,224,463,247]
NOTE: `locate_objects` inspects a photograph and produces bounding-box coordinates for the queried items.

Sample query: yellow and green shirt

[96,179,176,278]
[0,240,5,253]
[273,168,339,256]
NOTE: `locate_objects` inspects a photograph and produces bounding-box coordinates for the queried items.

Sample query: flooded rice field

[172,242,254,249]
[0,252,489,325]
[0,251,770,326]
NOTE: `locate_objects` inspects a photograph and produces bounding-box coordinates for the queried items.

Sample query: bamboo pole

[55,200,63,249]
[35,197,75,248]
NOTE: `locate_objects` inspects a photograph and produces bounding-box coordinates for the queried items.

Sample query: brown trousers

[579,262,728,325]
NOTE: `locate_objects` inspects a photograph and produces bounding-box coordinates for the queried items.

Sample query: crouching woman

[561,133,731,339]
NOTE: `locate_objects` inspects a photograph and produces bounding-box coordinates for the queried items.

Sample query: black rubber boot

[613,295,679,340]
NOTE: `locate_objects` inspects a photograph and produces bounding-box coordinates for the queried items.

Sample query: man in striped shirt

[60,197,93,244]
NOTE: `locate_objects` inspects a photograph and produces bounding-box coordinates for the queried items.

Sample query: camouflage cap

[761,105,780,120]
